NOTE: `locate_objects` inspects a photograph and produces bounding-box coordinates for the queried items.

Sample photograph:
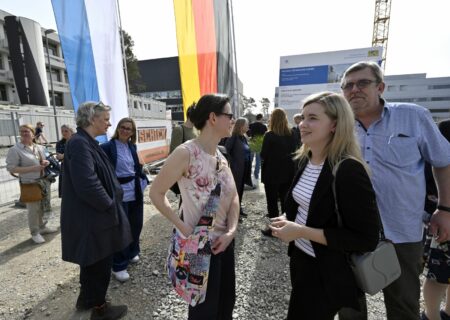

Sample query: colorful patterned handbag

[166,183,221,306]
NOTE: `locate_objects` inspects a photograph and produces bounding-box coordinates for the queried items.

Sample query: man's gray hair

[342,61,384,85]
[293,113,302,120]
[76,101,111,128]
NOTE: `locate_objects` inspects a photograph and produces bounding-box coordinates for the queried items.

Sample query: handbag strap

[181,125,185,143]
[180,150,222,222]
[331,158,386,241]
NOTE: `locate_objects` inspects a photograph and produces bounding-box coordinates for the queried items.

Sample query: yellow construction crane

[372,0,392,70]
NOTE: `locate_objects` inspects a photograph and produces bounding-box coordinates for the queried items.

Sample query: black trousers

[264,182,290,218]
[188,241,236,320]
[79,255,114,308]
[288,247,340,320]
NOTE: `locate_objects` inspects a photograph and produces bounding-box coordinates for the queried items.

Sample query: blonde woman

[260,108,296,236]
[270,92,380,319]
[6,124,57,244]
[101,118,149,282]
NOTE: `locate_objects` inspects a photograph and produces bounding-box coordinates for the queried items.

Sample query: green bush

[248,135,264,153]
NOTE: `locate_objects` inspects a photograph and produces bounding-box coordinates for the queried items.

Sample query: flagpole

[228,0,239,117]
[116,0,131,108]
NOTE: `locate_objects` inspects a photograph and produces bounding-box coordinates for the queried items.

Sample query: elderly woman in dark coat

[61,101,131,320]
[225,117,253,217]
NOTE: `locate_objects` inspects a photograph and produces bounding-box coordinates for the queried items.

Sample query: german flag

[173,0,235,117]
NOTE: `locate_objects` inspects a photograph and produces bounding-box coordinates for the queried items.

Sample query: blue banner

[279,65,328,86]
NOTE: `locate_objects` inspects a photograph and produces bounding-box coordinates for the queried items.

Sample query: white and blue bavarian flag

[51,0,129,141]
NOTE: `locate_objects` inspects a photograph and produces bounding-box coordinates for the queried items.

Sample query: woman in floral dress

[150,94,239,319]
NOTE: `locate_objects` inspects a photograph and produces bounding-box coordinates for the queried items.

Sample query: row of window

[132,100,164,112]
[387,84,450,91]
[0,84,63,106]
[393,97,450,103]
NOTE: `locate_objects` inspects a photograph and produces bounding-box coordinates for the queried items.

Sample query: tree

[240,95,257,115]
[122,30,145,93]
[260,98,271,117]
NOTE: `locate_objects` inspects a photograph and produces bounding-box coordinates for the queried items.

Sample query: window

[49,92,63,106]
[431,97,450,102]
[430,84,450,90]
[0,84,7,101]
[387,85,396,91]
[46,67,61,82]
[43,40,58,57]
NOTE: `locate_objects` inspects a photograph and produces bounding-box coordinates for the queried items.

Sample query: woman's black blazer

[260,131,296,184]
[285,157,380,308]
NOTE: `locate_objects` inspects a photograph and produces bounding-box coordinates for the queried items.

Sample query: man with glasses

[339,61,450,320]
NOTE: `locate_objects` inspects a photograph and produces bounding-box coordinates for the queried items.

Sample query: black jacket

[285,158,380,308]
[291,126,301,149]
[260,131,296,185]
[60,128,132,267]
[225,134,252,188]
[248,121,267,137]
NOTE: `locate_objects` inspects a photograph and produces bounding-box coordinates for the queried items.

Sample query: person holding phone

[269,92,380,319]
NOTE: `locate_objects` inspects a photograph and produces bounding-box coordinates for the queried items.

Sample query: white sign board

[279,47,382,111]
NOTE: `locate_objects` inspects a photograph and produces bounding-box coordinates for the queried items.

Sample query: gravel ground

[0,181,420,319]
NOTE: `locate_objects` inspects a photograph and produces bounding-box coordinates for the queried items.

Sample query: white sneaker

[40,226,58,234]
[130,255,140,264]
[112,270,130,282]
[31,234,45,244]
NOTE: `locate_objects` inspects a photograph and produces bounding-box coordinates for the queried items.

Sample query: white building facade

[384,74,450,122]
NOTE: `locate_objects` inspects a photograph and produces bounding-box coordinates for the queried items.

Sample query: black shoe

[441,310,450,320]
[240,212,248,217]
[261,228,273,237]
[90,303,127,320]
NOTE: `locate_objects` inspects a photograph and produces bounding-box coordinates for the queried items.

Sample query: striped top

[293,161,324,257]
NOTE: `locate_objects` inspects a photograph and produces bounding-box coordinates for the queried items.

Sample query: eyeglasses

[119,126,133,131]
[341,79,378,91]
[216,112,234,120]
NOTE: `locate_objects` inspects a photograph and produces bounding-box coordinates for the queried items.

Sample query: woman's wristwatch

[437,205,450,213]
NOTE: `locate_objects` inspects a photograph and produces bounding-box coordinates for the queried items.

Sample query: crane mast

[372,0,392,70]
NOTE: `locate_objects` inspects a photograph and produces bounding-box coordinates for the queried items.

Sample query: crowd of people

[5,60,450,320]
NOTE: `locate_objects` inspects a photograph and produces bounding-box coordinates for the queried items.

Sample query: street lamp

[44,29,60,141]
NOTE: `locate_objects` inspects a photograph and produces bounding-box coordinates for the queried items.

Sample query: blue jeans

[251,152,261,179]
[112,200,143,272]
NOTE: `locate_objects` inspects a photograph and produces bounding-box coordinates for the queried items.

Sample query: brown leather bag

[19,183,43,203]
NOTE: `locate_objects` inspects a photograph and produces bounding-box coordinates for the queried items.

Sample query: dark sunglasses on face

[216,112,234,120]
[341,79,378,91]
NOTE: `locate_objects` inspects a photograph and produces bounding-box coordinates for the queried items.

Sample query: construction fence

[0,110,75,206]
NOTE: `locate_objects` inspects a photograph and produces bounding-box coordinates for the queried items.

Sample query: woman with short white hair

[61,101,131,320]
